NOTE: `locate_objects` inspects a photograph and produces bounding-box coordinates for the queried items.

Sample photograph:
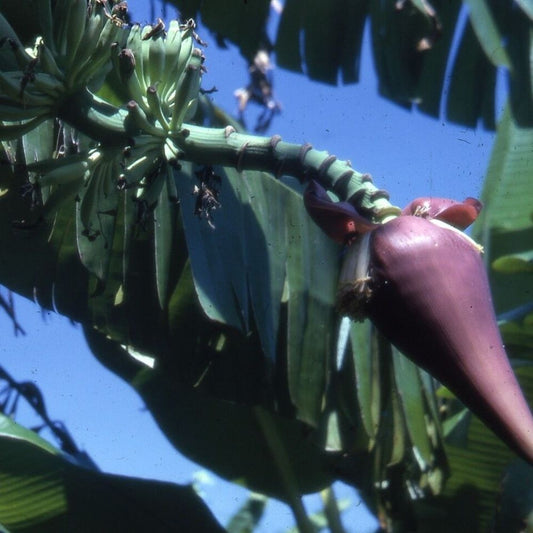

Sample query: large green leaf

[417,363,533,533]
[83,325,343,501]
[445,16,496,129]
[175,163,339,424]
[225,493,267,533]
[474,105,533,235]
[462,0,511,69]
[276,0,367,85]
[167,0,533,127]
[172,0,271,61]
[0,413,224,532]
[472,104,533,314]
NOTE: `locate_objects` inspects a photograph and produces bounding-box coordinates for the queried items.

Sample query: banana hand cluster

[2,2,207,288]
[0,1,126,134]
[27,136,173,229]
[118,18,205,144]
[58,0,126,90]
[0,31,63,134]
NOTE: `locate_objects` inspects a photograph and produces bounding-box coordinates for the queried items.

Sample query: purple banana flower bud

[304,180,533,463]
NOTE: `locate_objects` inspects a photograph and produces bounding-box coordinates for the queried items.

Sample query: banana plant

[0,1,532,530]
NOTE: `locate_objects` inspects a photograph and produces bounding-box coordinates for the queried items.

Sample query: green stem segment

[14,88,400,221]
[320,487,347,533]
[173,125,401,223]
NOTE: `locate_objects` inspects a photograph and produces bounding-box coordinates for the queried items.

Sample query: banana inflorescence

[0,1,126,131]
[1,1,205,295]
[0,0,204,210]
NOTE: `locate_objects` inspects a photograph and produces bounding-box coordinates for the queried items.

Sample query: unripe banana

[160,20,183,101]
[0,102,50,121]
[164,34,194,108]
[147,27,166,87]
[165,157,178,201]
[76,18,122,87]
[34,0,55,55]
[126,24,147,94]
[146,85,169,130]
[85,105,127,138]
[140,25,155,90]
[129,134,163,152]
[0,12,23,49]
[30,73,65,98]
[125,100,165,137]
[67,6,104,86]
[169,49,203,131]
[122,150,161,189]
[37,159,89,187]
[0,71,55,107]
[137,162,166,207]
[0,71,27,102]
[154,162,174,308]
[116,48,150,114]
[53,0,71,60]
[117,47,135,82]
[35,37,64,80]
[163,137,181,164]
[26,153,88,174]
[0,115,50,140]
[65,0,88,70]
[78,158,109,233]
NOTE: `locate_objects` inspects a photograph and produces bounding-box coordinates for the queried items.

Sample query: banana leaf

[165,0,533,127]
[0,413,224,532]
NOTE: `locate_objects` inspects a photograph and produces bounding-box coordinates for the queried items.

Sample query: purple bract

[304,180,533,463]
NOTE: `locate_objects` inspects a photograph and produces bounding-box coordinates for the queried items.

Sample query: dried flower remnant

[193,165,221,229]
[304,180,533,464]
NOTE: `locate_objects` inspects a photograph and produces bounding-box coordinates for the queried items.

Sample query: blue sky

[0,1,498,531]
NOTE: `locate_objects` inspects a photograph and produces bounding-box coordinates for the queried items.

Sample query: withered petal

[304,180,377,243]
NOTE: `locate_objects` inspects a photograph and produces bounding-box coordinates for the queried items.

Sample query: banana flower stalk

[304,180,533,464]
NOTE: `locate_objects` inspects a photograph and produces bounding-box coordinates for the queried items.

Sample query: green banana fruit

[160,20,183,101]
[126,24,147,94]
[26,153,88,174]
[78,158,110,232]
[122,149,161,190]
[53,0,72,60]
[35,37,65,80]
[0,115,50,140]
[0,12,23,52]
[147,24,166,87]
[146,85,169,130]
[163,137,181,164]
[66,4,105,87]
[169,48,203,131]
[125,100,165,137]
[37,158,89,188]
[34,0,56,56]
[164,26,194,106]
[77,18,122,87]
[0,101,50,121]
[30,72,65,98]
[65,0,89,71]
